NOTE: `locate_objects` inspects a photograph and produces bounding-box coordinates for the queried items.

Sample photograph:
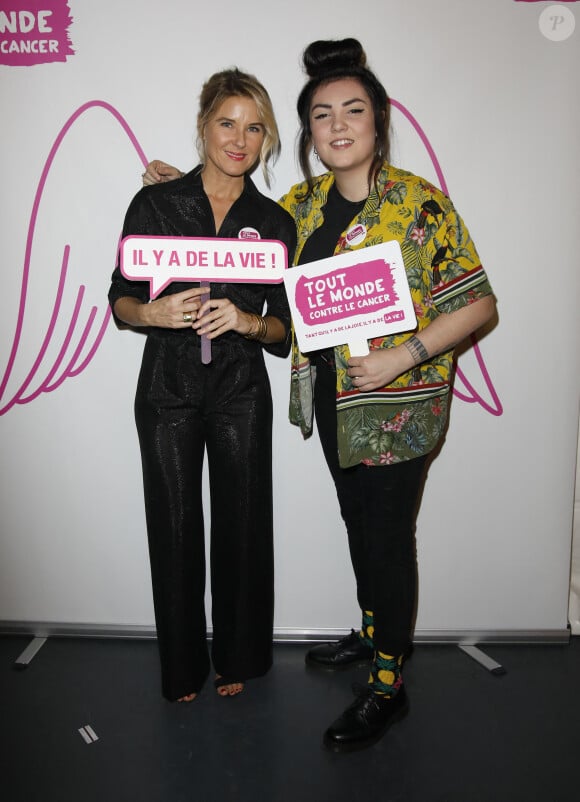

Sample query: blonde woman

[109,69,296,703]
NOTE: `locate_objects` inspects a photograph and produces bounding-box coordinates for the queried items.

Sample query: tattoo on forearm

[404,335,429,365]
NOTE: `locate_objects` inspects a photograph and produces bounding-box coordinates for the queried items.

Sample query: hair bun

[303,38,367,79]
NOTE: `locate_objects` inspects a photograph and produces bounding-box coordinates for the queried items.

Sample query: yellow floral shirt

[279,164,494,468]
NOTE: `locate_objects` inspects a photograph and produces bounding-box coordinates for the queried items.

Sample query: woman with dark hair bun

[296,38,390,195]
[277,38,495,752]
[142,38,496,752]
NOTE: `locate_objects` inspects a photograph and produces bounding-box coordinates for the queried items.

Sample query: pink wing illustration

[0,101,149,416]
[0,98,502,418]
[391,98,503,416]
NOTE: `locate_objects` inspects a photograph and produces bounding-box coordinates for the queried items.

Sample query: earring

[313,146,319,160]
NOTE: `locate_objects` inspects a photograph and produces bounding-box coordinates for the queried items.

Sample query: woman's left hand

[192,297,254,339]
[347,347,412,392]
[347,295,497,392]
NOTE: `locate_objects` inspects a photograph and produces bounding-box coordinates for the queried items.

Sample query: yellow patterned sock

[360,610,374,647]
[368,651,403,697]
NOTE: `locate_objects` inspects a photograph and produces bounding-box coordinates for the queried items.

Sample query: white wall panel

[1,0,578,638]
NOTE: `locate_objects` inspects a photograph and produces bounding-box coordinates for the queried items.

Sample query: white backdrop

[1,0,578,640]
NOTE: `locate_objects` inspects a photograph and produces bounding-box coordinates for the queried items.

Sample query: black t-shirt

[298,183,365,265]
[298,183,365,364]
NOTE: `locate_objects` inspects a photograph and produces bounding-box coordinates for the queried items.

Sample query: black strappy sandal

[214,676,244,696]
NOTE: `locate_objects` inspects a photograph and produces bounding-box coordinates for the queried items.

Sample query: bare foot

[177,693,196,702]
[214,676,244,697]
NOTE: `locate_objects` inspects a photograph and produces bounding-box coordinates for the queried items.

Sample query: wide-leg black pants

[135,332,274,700]
[313,356,427,658]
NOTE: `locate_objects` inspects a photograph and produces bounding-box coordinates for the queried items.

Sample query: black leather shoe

[305,629,374,671]
[323,685,409,753]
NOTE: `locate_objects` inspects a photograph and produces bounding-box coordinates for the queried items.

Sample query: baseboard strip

[0,620,571,645]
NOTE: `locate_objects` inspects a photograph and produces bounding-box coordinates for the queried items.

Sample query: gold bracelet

[244,314,267,341]
[243,313,258,339]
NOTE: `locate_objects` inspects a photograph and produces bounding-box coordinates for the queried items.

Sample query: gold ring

[183,312,193,323]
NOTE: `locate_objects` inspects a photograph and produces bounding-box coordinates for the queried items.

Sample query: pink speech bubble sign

[120,235,287,364]
[120,235,287,298]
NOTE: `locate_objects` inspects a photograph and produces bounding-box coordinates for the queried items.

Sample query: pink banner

[0,0,74,67]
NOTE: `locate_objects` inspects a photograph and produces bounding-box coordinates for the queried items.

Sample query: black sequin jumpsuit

[108,167,296,700]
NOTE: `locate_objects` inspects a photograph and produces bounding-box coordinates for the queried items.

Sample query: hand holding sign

[284,240,416,358]
[346,345,415,393]
[120,235,288,363]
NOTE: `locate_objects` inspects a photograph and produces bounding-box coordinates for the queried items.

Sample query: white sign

[284,241,417,356]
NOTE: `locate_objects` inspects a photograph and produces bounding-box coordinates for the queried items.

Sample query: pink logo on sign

[295,259,398,326]
[0,1,74,67]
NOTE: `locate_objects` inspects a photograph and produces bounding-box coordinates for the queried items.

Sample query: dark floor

[1,635,579,802]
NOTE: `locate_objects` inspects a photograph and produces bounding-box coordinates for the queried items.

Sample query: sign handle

[347,339,370,358]
[199,282,212,364]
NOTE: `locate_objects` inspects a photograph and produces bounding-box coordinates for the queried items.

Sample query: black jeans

[313,356,427,657]
[135,332,274,700]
